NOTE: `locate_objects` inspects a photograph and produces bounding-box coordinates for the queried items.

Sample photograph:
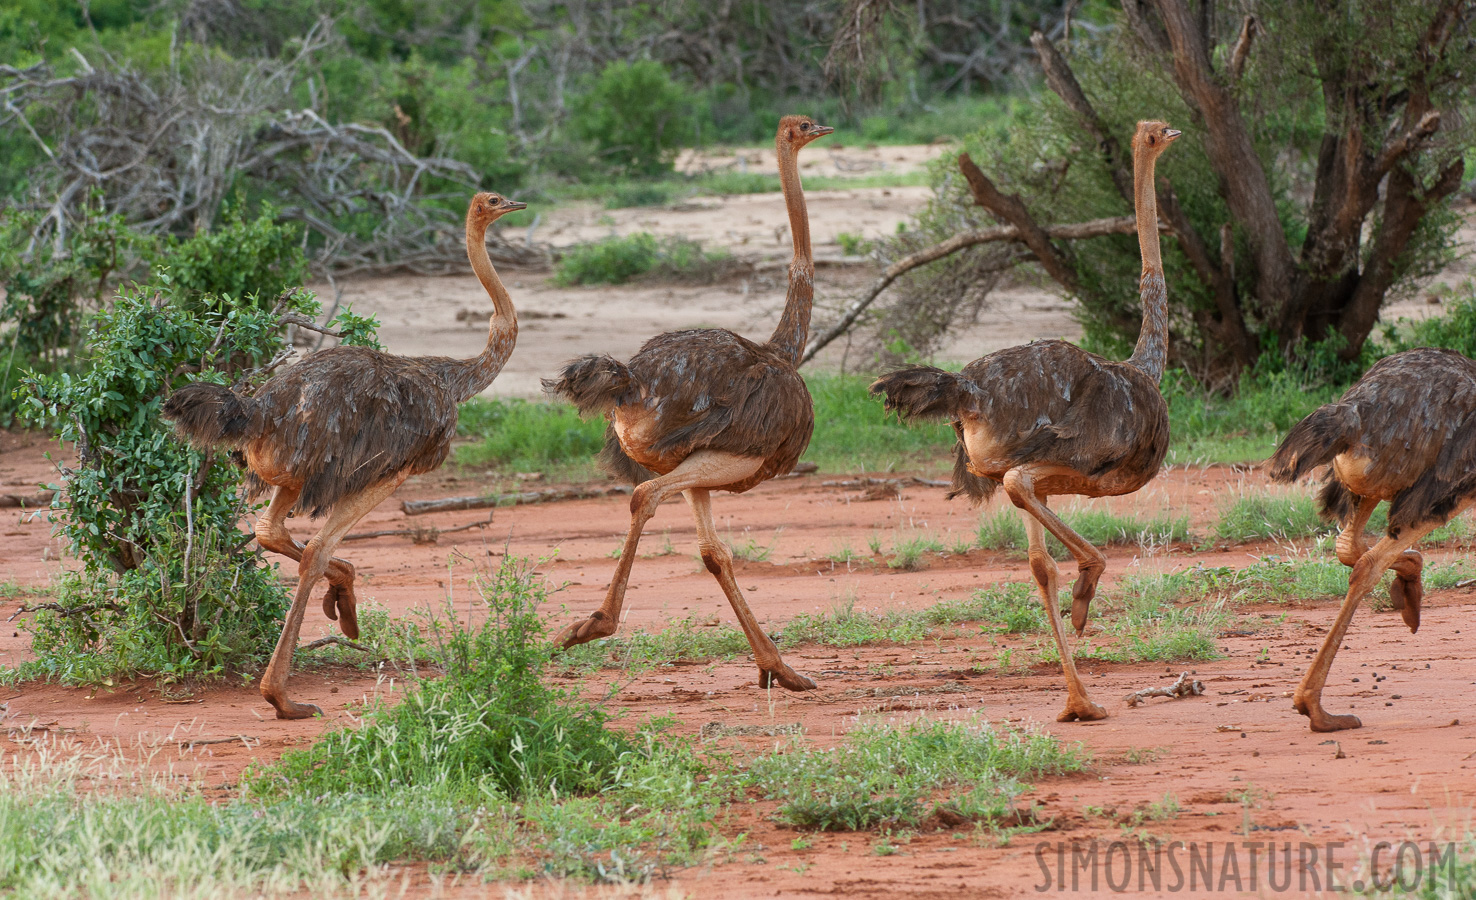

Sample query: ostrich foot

[554,611,617,649]
[322,582,360,640]
[1071,564,1104,636]
[1057,695,1108,723]
[1390,574,1423,634]
[758,663,817,691]
[266,696,324,720]
[1294,694,1361,732]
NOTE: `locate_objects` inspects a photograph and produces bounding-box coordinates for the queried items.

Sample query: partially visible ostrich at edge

[1268,349,1476,732]
[544,115,832,692]
[163,192,527,719]
[870,121,1181,722]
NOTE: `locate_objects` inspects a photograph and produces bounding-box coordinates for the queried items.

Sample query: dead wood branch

[957,152,1080,294]
[1229,15,1258,80]
[342,515,492,544]
[0,490,55,508]
[400,485,634,516]
[1124,671,1205,708]
[300,635,373,653]
[801,214,1147,364]
[8,600,124,623]
[178,735,257,749]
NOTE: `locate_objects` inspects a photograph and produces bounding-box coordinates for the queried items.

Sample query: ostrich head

[468,192,527,226]
[776,115,834,150]
[1132,121,1181,157]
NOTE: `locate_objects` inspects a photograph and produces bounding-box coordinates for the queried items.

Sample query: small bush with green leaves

[250,557,639,801]
[0,196,147,422]
[977,507,1189,559]
[553,232,730,286]
[13,282,335,683]
[571,60,697,177]
[150,201,307,309]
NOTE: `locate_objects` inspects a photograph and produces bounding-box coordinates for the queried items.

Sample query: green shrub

[251,557,637,801]
[0,197,147,422]
[1212,492,1332,544]
[553,232,728,286]
[572,60,696,176]
[152,200,308,308]
[1386,281,1476,358]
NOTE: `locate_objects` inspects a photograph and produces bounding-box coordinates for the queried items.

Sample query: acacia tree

[816,0,1475,383]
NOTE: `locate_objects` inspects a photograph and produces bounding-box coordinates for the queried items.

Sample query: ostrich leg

[1003,472,1107,722]
[254,485,364,639]
[685,487,815,691]
[259,473,407,719]
[1002,468,1109,635]
[556,451,764,649]
[1295,523,1438,732]
[1333,495,1424,633]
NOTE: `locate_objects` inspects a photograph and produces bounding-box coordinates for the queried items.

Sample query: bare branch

[957,153,1080,294]
[1229,15,1258,81]
[802,215,1154,365]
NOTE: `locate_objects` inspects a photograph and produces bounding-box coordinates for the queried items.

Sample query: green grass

[1211,491,1335,544]
[745,718,1085,832]
[803,372,955,474]
[1163,369,1343,466]
[976,507,1191,559]
[455,397,606,473]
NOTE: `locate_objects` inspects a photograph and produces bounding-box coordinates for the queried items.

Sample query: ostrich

[1268,348,1476,732]
[162,192,527,719]
[544,115,832,692]
[870,121,1181,722]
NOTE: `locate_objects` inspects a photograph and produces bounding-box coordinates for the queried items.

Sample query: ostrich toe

[758,663,817,692]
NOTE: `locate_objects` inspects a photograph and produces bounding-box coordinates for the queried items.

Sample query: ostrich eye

[800,122,810,132]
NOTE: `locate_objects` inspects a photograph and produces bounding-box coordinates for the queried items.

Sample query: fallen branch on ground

[178,735,257,749]
[342,515,492,544]
[0,490,55,508]
[300,635,373,653]
[820,476,950,488]
[401,485,633,516]
[1124,671,1205,708]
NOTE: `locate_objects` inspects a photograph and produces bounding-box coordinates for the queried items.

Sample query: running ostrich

[1268,348,1476,732]
[544,115,832,691]
[163,192,527,719]
[871,121,1181,722]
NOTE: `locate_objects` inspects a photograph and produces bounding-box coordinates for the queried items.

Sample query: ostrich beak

[1163,129,1182,142]
[811,125,835,138]
[502,200,528,212]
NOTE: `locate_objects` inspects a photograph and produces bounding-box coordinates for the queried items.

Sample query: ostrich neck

[767,142,813,366]
[448,220,518,402]
[1126,147,1168,383]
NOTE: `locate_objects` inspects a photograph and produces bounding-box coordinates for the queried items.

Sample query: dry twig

[1124,671,1205,708]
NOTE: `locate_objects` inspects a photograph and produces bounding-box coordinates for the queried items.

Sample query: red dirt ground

[3,428,1476,898]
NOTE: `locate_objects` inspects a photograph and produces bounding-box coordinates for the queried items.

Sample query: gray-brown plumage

[162,191,527,720]
[1267,347,1476,732]
[870,121,1182,723]
[544,115,832,693]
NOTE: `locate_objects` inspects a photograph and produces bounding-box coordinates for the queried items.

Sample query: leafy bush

[251,557,639,801]
[553,232,729,286]
[151,201,308,308]
[571,60,697,176]
[13,280,328,682]
[1386,281,1476,359]
[0,198,147,422]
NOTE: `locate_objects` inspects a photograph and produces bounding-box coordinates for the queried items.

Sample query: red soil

[3,429,1475,898]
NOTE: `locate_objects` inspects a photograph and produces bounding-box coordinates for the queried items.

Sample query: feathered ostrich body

[871,121,1181,722]
[164,192,526,719]
[544,115,832,692]
[1269,347,1476,731]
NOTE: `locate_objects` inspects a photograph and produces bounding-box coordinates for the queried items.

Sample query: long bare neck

[447,218,518,402]
[766,141,813,365]
[1126,146,1168,383]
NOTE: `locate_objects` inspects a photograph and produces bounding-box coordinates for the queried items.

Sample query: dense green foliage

[574,61,698,176]
[552,232,731,286]
[253,558,635,800]
[152,202,309,308]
